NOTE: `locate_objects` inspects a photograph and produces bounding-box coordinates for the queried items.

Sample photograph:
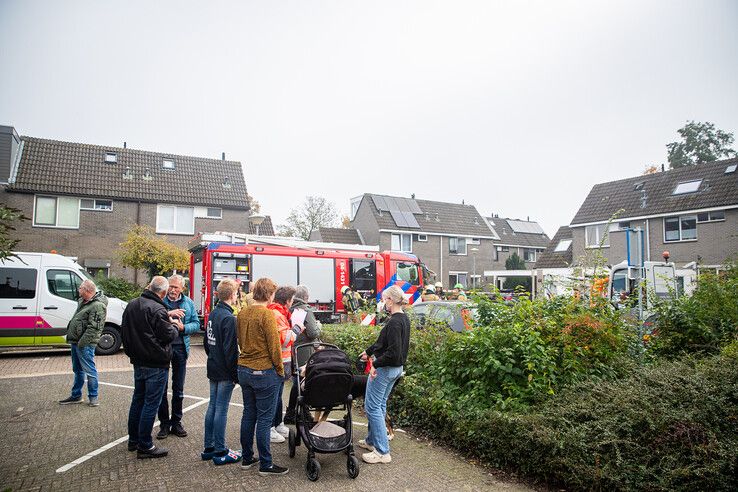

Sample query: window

[206,207,222,219]
[395,262,420,285]
[80,199,113,211]
[468,238,480,245]
[417,234,428,242]
[664,215,697,242]
[672,180,702,195]
[523,249,537,262]
[585,224,609,247]
[725,164,737,174]
[162,158,175,170]
[391,233,411,252]
[34,196,80,228]
[449,237,467,255]
[46,269,84,301]
[104,152,117,163]
[449,272,468,289]
[499,245,509,252]
[696,210,725,223]
[156,205,195,234]
[554,239,572,252]
[350,259,376,295]
[0,268,37,299]
[86,267,109,278]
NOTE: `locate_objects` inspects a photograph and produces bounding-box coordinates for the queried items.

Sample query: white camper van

[0,252,127,355]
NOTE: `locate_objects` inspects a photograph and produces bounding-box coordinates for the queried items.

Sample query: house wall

[571,210,738,267]
[350,197,380,246]
[1,188,249,284]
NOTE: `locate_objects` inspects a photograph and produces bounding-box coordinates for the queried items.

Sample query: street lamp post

[249,214,265,236]
[470,247,479,289]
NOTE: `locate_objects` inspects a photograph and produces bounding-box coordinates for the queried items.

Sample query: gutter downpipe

[645,219,651,262]
[439,236,443,288]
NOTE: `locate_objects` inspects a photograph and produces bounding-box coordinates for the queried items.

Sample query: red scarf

[267,302,292,324]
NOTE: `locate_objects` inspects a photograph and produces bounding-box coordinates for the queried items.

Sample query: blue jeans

[128,366,169,450]
[239,366,280,469]
[204,379,235,453]
[70,344,98,399]
[158,343,187,428]
[364,365,403,455]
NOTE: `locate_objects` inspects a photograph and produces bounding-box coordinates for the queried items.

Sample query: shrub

[95,275,142,302]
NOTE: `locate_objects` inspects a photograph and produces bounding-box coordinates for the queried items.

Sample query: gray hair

[294,285,309,302]
[149,276,169,295]
[80,279,96,293]
[168,274,185,287]
[382,285,408,305]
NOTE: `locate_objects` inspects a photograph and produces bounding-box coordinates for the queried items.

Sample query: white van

[0,252,127,355]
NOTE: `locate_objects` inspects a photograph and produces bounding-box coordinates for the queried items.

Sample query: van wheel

[96,325,122,355]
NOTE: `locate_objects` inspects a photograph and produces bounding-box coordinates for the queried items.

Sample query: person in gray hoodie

[282,285,321,424]
[58,279,108,407]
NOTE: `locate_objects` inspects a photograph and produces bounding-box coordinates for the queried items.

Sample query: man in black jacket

[122,276,179,459]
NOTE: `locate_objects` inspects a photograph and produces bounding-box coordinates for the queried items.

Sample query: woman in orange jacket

[267,286,296,443]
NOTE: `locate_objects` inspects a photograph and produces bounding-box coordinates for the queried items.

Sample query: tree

[246,192,261,214]
[503,252,531,291]
[118,225,190,279]
[642,165,659,175]
[277,196,338,240]
[0,205,28,261]
[667,121,737,169]
[341,215,351,228]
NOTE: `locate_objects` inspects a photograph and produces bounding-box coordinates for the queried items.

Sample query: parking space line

[98,381,208,401]
[55,396,209,473]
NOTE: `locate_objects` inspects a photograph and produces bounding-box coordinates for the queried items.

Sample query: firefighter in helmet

[421,285,439,302]
[434,281,445,300]
[341,285,362,323]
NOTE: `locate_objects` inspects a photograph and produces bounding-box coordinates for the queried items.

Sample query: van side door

[0,257,41,346]
[39,268,84,344]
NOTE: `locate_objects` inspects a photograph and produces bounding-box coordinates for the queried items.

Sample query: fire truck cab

[188,232,423,325]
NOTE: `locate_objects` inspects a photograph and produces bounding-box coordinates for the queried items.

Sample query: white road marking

[98,381,208,401]
[55,395,209,473]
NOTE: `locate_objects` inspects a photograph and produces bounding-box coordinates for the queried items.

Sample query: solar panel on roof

[371,195,389,211]
[403,211,420,228]
[507,220,545,234]
[390,209,408,227]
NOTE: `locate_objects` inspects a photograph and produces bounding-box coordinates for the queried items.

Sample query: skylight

[726,164,737,174]
[554,239,572,252]
[162,158,175,170]
[105,152,117,163]
[672,180,702,195]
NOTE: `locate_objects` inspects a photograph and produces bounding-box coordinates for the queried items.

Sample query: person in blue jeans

[359,285,411,464]
[236,277,289,476]
[202,279,241,465]
[59,279,107,407]
[121,276,179,459]
[157,274,200,440]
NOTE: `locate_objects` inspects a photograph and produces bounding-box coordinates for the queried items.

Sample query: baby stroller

[288,342,360,481]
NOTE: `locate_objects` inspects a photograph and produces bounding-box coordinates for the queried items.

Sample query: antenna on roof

[661,163,665,172]
[527,216,530,221]
[123,141,127,149]
[222,152,225,161]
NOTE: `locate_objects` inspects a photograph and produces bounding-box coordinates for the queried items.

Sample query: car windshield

[411,304,432,316]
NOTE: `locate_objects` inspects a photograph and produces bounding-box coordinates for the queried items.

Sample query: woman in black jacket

[358,285,410,464]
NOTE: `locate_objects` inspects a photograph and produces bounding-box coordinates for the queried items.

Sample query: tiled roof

[571,158,738,225]
[359,194,498,237]
[310,227,363,244]
[536,226,573,268]
[247,216,274,236]
[487,217,550,248]
[8,136,249,209]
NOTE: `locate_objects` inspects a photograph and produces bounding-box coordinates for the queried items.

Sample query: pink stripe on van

[0,316,52,329]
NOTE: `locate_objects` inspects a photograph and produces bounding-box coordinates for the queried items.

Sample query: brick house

[569,158,738,270]
[349,193,549,289]
[535,226,573,269]
[485,215,550,267]
[0,125,252,283]
[309,226,364,244]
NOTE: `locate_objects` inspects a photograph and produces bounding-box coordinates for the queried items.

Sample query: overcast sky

[1,0,737,237]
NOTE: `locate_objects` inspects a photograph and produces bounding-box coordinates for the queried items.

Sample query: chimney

[527,216,530,221]
[123,141,127,149]
[0,126,21,184]
[661,163,665,172]
[411,193,415,199]
[222,152,226,161]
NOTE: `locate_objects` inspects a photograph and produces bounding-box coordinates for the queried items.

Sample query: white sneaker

[270,427,286,443]
[357,439,374,451]
[275,423,289,438]
[362,450,391,464]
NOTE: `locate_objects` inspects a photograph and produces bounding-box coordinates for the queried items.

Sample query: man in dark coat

[121,276,179,459]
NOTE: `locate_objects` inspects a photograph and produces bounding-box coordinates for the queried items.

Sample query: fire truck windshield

[396,262,420,285]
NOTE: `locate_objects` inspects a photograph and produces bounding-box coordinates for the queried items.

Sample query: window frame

[162,158,176,170]
[390,233,412,253]
[33,195,80,229]
[104,152,117,163]
[554,239,572,252]
[663,214,698,243]
[0,267,38,299]
[696,210,725,223]
[585,224,610,248]
[206,207,222,219]
[449,237,467,255]
[672,179,702,195]
[156,204,195,235]
[417,234,428,242]
[46,269,84,302]
[523,248,537,262]
[80,198,113,212]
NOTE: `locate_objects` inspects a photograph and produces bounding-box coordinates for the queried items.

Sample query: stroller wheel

[288,428,296,458]
[306,458,321,482]
[347,455,360,479]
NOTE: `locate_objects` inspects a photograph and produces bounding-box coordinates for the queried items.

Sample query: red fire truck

[188,232,424,325]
